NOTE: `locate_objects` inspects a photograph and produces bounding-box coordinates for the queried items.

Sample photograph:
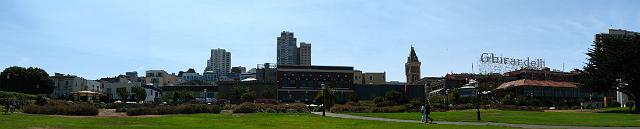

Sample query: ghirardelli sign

[480,53,545,69]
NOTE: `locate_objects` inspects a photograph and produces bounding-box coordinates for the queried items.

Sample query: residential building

[353,70,363,84]
[405,46,421,84]
[298,42,311,65]
[363,72,386,84]
[145,70,177,87]
[50,73,101,101]
[177,68,201,83]
[595,29,639,43]
[205,48,231,76]
[202,71,217,83]
[277,31,298,65]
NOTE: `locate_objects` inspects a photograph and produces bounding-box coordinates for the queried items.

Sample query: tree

[231,84,247,103]
[173,90,194,104]
[0,66,54,94]
[240,90,256,103]
[116,87,129,101]
[262,85,275,99]
[315,86,337,108]
[231,67,243,73]
[578,32,640,112]
[131,86,147,102]
[384,90,402,103]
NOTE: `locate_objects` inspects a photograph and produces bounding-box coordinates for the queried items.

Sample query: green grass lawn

[347,109,640,127]
[0,113,517,129]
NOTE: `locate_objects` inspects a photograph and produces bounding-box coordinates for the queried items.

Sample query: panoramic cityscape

[1,0,640,129]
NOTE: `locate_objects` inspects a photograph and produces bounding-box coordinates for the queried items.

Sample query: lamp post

[468,79,481,121]
[321,83,326,116]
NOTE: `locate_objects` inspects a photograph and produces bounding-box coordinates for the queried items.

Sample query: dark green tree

[0,66,54,94]
[231,84,247,103]
[240,90,256,103]
[384,90,402,103]
[578,32,640,112]
[116,87,129,101]
[262,85,276,99]
[173,90,194,104]
[315,86,337,108]
[131,86,147,102]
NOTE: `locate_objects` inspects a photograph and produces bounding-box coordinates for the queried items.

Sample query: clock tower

[405,46,421,84]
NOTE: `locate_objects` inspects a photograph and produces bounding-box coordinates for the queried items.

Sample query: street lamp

[466,79,482,121]
[321,83,326,116]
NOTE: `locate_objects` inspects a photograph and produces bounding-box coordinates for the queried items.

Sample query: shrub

[126,104,222,116]
[155,106,176,115]
[372,96,384,104]
[484,105,543,112]
[232,102,309,113]
[344,101,360,106]
[0,91,43,108]
[22,103,98,116]
[375,101,398,107]
[255,99,278,104]
[233,102,259,113]
[330,104,367,113]
[275,103,308,113]
[176,104,221,114]
[126,107,157,116]
[35,96,48,106]
[222,104,235,110]
[370,105,408,113]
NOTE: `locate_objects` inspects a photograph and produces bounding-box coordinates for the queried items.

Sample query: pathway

[311,112,639,129]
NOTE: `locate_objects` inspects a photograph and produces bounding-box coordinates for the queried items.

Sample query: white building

[51,73,102,101]
[104,78,160,102]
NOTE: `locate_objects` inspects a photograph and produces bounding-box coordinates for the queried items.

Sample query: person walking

[425,105,433,123]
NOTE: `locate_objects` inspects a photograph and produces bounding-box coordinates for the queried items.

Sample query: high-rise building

[298,42,311,65]
[596,29,639,43]
[405,46,421,84]
[277,31,298,65]
[205,48,231,75]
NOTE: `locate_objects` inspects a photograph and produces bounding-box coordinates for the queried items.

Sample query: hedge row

[22,103,98,116]
[232,102,309,113]
[126,104,221,116]
[0,91,46,107]
[330,104,409,113]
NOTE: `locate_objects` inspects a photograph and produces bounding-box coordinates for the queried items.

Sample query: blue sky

[1,0,639,81]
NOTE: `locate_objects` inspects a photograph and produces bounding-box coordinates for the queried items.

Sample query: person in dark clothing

[425,105,433,123]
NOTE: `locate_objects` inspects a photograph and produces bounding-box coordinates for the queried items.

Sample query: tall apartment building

[596,29,639,43]
[205,48,231,78]
[405,46,421,84]
[277,31,298,65]
[298,42,311,65]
